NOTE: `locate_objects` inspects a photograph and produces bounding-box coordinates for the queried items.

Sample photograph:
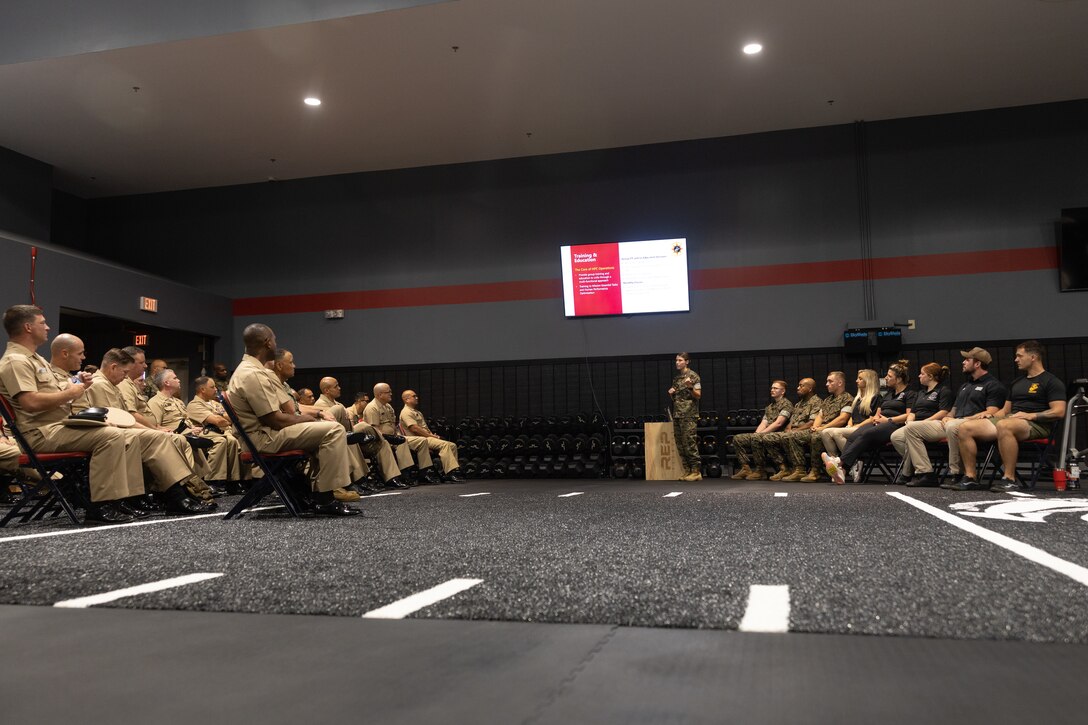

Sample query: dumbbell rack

[446,415,610,480]
[609,412,724,479]
[722,409,762,476]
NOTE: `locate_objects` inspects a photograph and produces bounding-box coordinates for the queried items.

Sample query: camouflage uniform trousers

[673,416,700,472]
[756,430,823,470]
[732,432,768,468]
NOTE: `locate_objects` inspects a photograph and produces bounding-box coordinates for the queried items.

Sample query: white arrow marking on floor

[362,578,483,619]
[558,492,584,498]
[459,492,491,498]
[739,584,790,633]
[664,492,684,498]
[0,506,285,544]
[889,492,1088,586]
[54,573,224,609]
[774,492,788,497]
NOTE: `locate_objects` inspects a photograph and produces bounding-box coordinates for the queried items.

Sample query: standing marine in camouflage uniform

[669,352,703,481]
[783,372,853,481]
[731,380,793,480]
[756,378,820,480]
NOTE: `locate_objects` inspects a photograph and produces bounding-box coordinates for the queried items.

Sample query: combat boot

[745,468,767,480]
[730,465,753,480]
[781,466,806,482]
[688,469,703,481]
[768,464,790,481]
[799,468,822,483]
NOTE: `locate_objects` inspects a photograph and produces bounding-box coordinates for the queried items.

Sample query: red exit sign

[134,334,148,346]
[139,296,159,313]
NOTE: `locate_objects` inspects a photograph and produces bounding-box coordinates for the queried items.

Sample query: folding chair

[217,391,307,519]
[0,395,90,527]
[859,443,897,483]
[977,423,1061,490]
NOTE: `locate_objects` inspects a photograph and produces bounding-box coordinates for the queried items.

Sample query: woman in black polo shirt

[891,362,953,484]
[823,360,918,484]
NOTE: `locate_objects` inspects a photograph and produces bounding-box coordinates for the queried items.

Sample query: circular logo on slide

[672,243,683,255]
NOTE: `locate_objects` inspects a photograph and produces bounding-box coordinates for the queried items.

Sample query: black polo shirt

[912,386,953,421]
[1009,371,1066,414]
[878,388,918,417]
[951,373,1007,418]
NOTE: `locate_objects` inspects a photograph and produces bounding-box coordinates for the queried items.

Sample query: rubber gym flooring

[1,478,1086,723]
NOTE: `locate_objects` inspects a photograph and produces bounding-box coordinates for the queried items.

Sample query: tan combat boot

[781,466,807,482]
[768,464,790,481]
[688,469,703,481]
[745,468,767,480]
[799,468,822,483]
[730,465,753,480]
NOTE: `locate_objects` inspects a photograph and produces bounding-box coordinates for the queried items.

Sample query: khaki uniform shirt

[148,391,192,430]
[186,396,229,427]
[362,399,398,436]
[119,376,152,417]
[0,341,75,431]
[763,397,793,424]
[347,406,366,427]
[74,370,126,412]
[787,395,822,429]
[227,354,294,436]
[399,406,431,435]
[313,394,338,411]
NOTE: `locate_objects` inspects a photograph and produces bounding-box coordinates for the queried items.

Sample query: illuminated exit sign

[134,334,148,346]
[139,296,159,313]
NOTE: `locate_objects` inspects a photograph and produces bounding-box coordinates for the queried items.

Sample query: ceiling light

[742,43,763,55]
[304,97,322,106]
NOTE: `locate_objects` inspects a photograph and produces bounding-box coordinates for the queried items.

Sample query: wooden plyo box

[644,422,684,481]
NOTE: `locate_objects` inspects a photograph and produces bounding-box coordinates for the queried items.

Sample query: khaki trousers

[251,421,349,493]
[27,423,148,502]
[196,431,244,481]
[352,422,400,480]
[0,440,20,475]
[424,437,459,471]
[391,435,434,470]
[821,426,859,457]
[892,418,967,476]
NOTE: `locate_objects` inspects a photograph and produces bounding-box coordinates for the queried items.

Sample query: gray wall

[0,232,234,364]
[84,100,1088,368]
[0,145,51,241]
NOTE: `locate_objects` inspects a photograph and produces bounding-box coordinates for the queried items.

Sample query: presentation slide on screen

[561,238,689,317]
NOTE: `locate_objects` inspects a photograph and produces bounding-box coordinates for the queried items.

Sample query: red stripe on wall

[232,246,1058,316]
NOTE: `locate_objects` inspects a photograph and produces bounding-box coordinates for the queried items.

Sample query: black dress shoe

[346,431,378,446]
[117,500,151,519]
[225,481,248,495]
[163,494,209,515]
[85,503,135,524]
[127,495,162,513]
[991,478,1027,493]
[947,477,987,491]
[422,468,443,485]
[312,501,362,517]
[385,477,410,489]
[447,469,466,483]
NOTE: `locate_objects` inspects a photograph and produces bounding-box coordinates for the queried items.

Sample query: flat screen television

[561,238,689,317]
[1059,207,1088,292]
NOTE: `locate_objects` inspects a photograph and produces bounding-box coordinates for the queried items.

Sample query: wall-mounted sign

[134,334,148,346]
[139,296,159,313]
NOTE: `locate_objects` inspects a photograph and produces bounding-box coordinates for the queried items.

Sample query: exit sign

[139,296,159,313]
[134,334,148,346]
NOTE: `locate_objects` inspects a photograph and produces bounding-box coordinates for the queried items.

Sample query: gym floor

[2,478,1085,723]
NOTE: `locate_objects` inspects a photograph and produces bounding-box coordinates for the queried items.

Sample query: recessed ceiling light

[304,97,322,106]
[743,43,763,55]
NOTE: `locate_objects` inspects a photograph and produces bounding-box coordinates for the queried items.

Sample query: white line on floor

[774,492,788,497]
[0,505,285,544]
[54,573,225,609]
[361,578,484,619]
[1007,491,1035,498]
[459,493,491,498]
[369,492,406,497]
[558,492,585,498]
[738,584,790,633]
[888,492,1088,587]
[664,492,684,498]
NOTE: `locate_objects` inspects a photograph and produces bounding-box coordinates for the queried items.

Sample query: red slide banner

[571,243,623,316]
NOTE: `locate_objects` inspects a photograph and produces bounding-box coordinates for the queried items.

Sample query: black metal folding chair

[217,391,307,519]
[978,423,1062,489]
[0,395,90,527]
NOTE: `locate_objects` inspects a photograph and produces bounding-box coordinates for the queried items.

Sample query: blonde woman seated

[820,369,880,462]
[824,360,917,484]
